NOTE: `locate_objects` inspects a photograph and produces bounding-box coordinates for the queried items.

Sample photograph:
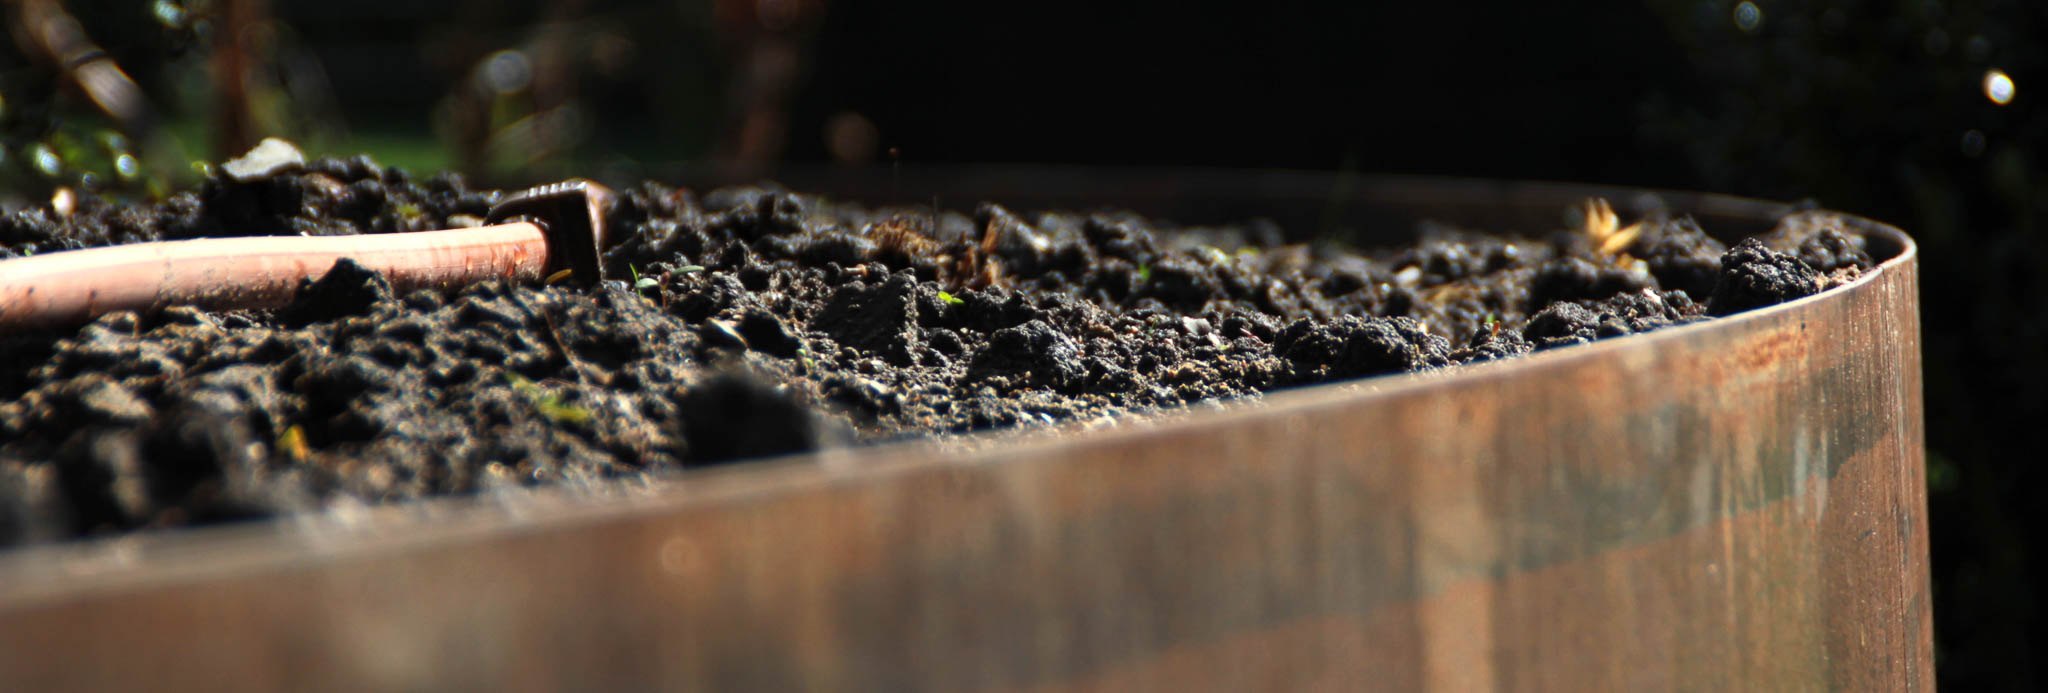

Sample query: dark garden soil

[0,157,1879,546]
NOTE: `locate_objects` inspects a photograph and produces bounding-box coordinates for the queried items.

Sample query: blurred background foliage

[1,0,2039,687]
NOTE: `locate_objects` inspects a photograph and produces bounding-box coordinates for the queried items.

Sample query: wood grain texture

[0,180,1930,692]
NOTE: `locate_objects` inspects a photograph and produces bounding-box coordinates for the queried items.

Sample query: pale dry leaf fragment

[1579,198,1644,256]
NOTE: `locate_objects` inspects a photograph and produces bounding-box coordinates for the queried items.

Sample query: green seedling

[676,265,705,274]
[936,290,963,305]
[505,372,594,424]
[1137,264,1153,284]
[536,398,592,424]
[630,264,658,291]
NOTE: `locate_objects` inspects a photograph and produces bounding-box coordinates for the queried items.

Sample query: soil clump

[0,159,1881,546]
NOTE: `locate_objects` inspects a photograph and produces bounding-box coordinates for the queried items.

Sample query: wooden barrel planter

[0,174,1930,691]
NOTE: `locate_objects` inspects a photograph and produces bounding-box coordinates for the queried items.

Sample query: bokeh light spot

[30,144,60,177]
[1984,69,2015,106]
[1733,1,1762,33]
[152,0,186,29]
[824,111,880,165]
[482,50,533,95]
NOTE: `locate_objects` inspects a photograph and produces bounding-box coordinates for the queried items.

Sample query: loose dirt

[0,158,1878,545]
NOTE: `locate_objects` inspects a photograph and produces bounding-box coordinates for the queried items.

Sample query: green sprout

[936,290,964,305]
[1136,264,1153,284]
[505,373,593,424]
[676,265,706,274]
[630,264,658,291]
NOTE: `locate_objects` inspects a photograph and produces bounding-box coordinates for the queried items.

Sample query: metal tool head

[486,179,615,287]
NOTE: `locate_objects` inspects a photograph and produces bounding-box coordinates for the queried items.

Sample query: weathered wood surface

[0,181,1930,691]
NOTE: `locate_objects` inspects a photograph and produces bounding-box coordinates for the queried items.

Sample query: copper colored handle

[0,222,549,330]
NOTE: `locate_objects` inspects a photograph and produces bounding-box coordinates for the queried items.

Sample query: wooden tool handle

[0,222,549,330]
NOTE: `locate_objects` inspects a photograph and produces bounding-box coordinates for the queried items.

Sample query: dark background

[4,0,2039,687]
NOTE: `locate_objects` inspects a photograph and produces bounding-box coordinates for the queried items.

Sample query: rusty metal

[486,178,615,287]
[0,179,611,330]
[0,177,1928,691]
